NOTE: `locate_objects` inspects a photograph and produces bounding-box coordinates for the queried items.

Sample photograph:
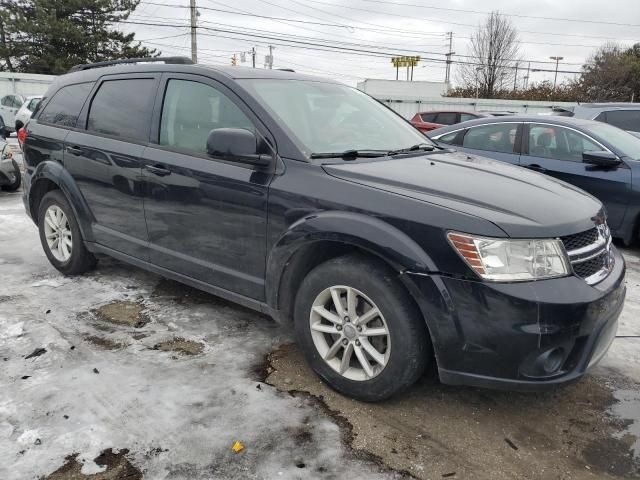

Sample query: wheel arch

[28,161,95,242]
[266,211,437,325]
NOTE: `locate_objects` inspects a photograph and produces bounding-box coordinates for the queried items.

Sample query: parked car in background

[552,103,640,134]
[22,58,625,401]
[0,94,25,134]
[0,141,20,191]
[410,110,489,133]
[14,95,42,132]
[429,116,640,244]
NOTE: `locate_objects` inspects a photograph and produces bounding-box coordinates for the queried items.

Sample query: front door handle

[66,146,83,156]
[145,164,171,176]
[525,163,547,173]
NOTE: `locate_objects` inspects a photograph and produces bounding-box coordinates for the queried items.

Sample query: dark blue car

[429,116,640,245]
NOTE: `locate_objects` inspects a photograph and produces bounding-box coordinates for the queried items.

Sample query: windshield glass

[586,122,640,159]
[238,79,432,156]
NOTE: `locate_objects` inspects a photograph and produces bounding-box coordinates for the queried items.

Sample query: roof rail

[276,68,295,72]
[68,56,194,73]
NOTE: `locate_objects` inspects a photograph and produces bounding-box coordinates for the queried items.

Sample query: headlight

[447,232,570,282]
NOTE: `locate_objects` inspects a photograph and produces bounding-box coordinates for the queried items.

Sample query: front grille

[560,225,612,285]
[560,228,598,251]
[572,252,609,279]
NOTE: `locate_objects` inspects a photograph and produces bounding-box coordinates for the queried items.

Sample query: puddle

[153,337,204,356]
[612,389,640,458]
[92,301,149,328]
[45,449,142,479]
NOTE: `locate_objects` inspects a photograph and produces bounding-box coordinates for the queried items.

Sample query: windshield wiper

[310,149,389,160]
[387,143,436,156]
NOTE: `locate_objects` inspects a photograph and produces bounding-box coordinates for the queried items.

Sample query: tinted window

[459,113,476,122]
[2,95,22,108]
[603,110,640,132]
[88,79,154,141]
[528,125,601,162]
[160,79,254,154]
[436,112,457,125]
[463,123,518,153]
[420,113,437,123]
[27,98,41,111]
[38,83,93,127]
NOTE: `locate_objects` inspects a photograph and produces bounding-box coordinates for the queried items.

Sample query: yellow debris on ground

[232,441,244,453]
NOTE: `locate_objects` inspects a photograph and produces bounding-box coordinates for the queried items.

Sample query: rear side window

[27,98,41,111]
[87,79,155,141]
[435,112,457,125]
[463,123,518,153]
[420,113,437,123]
[602,110,640,132]
[1,95,22,108]
[460,113,476,122]
[38,83,93,127]
[437,131,462,145]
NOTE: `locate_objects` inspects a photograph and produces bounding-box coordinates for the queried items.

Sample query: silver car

[552,103,640,134]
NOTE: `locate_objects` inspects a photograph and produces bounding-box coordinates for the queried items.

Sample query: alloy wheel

[43,205,72,262]
[309,285,391,381]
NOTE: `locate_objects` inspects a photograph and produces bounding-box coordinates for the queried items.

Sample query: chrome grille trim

[561,223,614,285]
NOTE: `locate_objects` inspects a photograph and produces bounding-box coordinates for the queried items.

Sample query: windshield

[238,79,432,156]
[586,122,640,159]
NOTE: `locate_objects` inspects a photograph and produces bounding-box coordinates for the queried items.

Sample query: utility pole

[550,56,563,90]
[444,32,455,87]
[252,47,256,68]
[267,45,274,69]
[189,0,197,63]
[523,62,531,89]
[513,62,519,91]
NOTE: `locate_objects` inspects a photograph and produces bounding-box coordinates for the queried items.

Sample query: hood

[323,152,603,238]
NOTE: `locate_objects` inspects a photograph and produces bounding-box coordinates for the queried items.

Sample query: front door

[65,75,159,259]
[521,123,631,231]
[141,74,274,300]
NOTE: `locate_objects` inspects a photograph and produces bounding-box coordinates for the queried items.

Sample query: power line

[356,0,640,28]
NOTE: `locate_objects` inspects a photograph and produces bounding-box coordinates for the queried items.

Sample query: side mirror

[582,151,621,167]
[206,128,271,167]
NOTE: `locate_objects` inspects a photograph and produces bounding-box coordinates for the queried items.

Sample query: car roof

[53,63,341,88]
[416,110,488,115]
[578,103,640,109]
[428,114,603,134]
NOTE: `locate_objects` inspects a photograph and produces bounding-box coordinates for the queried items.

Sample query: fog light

[543,348,564,374]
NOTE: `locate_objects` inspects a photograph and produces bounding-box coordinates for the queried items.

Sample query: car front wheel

[294,254,430,401]
[37,190,96,275]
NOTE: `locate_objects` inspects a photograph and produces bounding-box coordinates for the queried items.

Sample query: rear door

[521,123,631,230]
[64,74,159,259]
[455,122,522,165]
[140,73,274,299]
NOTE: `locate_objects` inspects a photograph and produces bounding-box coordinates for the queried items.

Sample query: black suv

[22,58,626,401]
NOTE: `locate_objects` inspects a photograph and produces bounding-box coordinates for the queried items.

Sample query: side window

[28,98,41,111]
[528,125,601,162]
[604,110,640,132]
[87,79,155,141]
[462,123,518,153]
[159,79,255,154]
[437,131,461,145]
[38,82,94,127]
[0,96,10,107]
[11,96,24,108]
[459,113,476,123]
[420,113,437,123]
[436,112,457,125]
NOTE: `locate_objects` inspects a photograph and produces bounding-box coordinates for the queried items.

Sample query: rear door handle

[525,163,547,173]
[144,164,171,176]
[66,146,83,156]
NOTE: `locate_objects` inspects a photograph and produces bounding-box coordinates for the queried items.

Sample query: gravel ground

[1,135,639,479]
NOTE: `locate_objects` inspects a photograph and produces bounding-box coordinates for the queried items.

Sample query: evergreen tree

[0,0,159,74]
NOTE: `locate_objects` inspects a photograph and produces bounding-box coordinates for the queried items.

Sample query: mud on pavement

[265,344,640,480]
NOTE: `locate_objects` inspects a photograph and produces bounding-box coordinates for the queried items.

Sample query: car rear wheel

[37,190,97,275]
[294,254,430,401]
[1,160,21,191]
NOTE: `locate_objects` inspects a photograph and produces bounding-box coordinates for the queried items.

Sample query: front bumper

[405,246,626,391]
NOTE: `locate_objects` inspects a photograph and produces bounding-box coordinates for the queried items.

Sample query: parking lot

[1,136,639,480]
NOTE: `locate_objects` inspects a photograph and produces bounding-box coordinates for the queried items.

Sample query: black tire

[294,254,430,401]
[1,160,21,191]
[37,190,97,275]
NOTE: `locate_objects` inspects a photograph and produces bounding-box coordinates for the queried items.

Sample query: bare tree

[456,11,521,98]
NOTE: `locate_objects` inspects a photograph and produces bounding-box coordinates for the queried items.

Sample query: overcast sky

[125,0,640,87]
